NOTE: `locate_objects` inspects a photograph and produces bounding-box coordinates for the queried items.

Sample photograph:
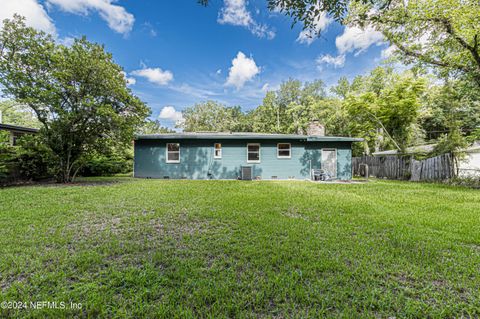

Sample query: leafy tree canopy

[137,119,175,135]
[334,67,426,153]
[0,15,149,182]
[0,100,41,128]
[252,79,329,134]
[181,101,251,132]
[200,0,480,86]
[348,0,480,86]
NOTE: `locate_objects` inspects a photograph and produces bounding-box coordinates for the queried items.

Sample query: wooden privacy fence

[352,153,454,181]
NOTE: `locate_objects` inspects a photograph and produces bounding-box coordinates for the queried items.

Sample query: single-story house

[0,123,39,146]
[134,126,362,180]
[373,142,480,177]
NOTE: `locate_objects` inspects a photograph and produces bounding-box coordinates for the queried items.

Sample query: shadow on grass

[0,176,132,189]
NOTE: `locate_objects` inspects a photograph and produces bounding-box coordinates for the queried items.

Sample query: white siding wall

[459,151,480,177]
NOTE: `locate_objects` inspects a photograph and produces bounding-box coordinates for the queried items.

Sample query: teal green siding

[134,139,353,180]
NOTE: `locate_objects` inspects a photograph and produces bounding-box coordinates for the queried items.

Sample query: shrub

[0,133,18,183]
[15,135,54,180]
[443,176,480,189]
[1,131,133,182]
[80,151,133,177]
[0,133,55,184]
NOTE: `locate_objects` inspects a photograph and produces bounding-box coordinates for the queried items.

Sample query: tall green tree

[348,0,480,86]
[138,119,175,134]
[330,76,351,99]
[0,100,40,128]
[420,79,480,141]
[252,79,328,134]
[181,101,250,132]
[0,15,149,182]
[251,91,282,133]
[344,71,426,154]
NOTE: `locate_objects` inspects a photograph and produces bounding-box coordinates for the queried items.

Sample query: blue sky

[3,0,392,128]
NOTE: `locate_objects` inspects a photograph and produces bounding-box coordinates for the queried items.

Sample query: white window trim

[214,143,222,159]
[321,148,337,178]
[247,143,261,163]
[277,143,291,159]
[166,143,180,163]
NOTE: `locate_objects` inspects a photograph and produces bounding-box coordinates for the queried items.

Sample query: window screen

[247,144,260,162]
[166,143,180,163]
[277,143,291,158]
[214,143,222,158]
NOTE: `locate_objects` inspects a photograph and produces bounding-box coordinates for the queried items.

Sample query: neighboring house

[372,144,436,157]
[373,143,480,177]
[0,123,39,146]
[134,123,362,180]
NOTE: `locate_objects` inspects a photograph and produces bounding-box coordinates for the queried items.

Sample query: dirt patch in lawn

[281,207,309,220]
[1,179,125,189]
[65,209,211,244]
[66,212,126,240]
[41,180,123,188]
[148,211,211,241]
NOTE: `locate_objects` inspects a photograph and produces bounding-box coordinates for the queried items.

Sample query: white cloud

[142,22,157,37]
[46,0,134,34]
[381,45,397,59]
[158,106,184,125]
[121,71,136,86]
[169,83,219,100]
[225,51,260,89]
[1,0,56,34]
[131,67,173,86]
[126,77,136,86]
[218,0,251,26]
[316,54,346,68]
[218,0,275,39]
[216,69,222,75]
[58,36,75,46]
[336,26,384,55]
[297,12,332,45]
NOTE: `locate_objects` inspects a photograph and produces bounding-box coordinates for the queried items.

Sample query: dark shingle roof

[0,123,39,133]
[136,132,363,142]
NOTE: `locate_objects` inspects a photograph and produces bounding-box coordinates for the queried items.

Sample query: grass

[0,177,479,318]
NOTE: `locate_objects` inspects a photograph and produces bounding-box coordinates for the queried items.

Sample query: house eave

[135,132,363,143]
[0,123,39,134]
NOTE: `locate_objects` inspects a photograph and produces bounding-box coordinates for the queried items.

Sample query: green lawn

[0,178,479,318]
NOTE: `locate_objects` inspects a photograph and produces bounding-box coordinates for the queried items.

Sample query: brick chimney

[306,120,325,136]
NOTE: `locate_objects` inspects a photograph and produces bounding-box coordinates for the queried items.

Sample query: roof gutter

[135,133,363,142]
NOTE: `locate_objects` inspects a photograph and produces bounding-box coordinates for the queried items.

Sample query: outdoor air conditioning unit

[241,166,253,180]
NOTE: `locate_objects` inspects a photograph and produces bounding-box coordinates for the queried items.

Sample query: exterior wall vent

[271,176,278,179]
[163,176,170,179]
[241,166,253,180]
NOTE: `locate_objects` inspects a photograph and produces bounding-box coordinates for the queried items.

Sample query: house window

[166,143,180,163]
[277,143,291,158]
[214,143,222,158]
[247,143,260,163]
[12,132,24,146]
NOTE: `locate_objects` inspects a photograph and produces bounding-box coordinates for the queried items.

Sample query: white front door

[322,149,337,178]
